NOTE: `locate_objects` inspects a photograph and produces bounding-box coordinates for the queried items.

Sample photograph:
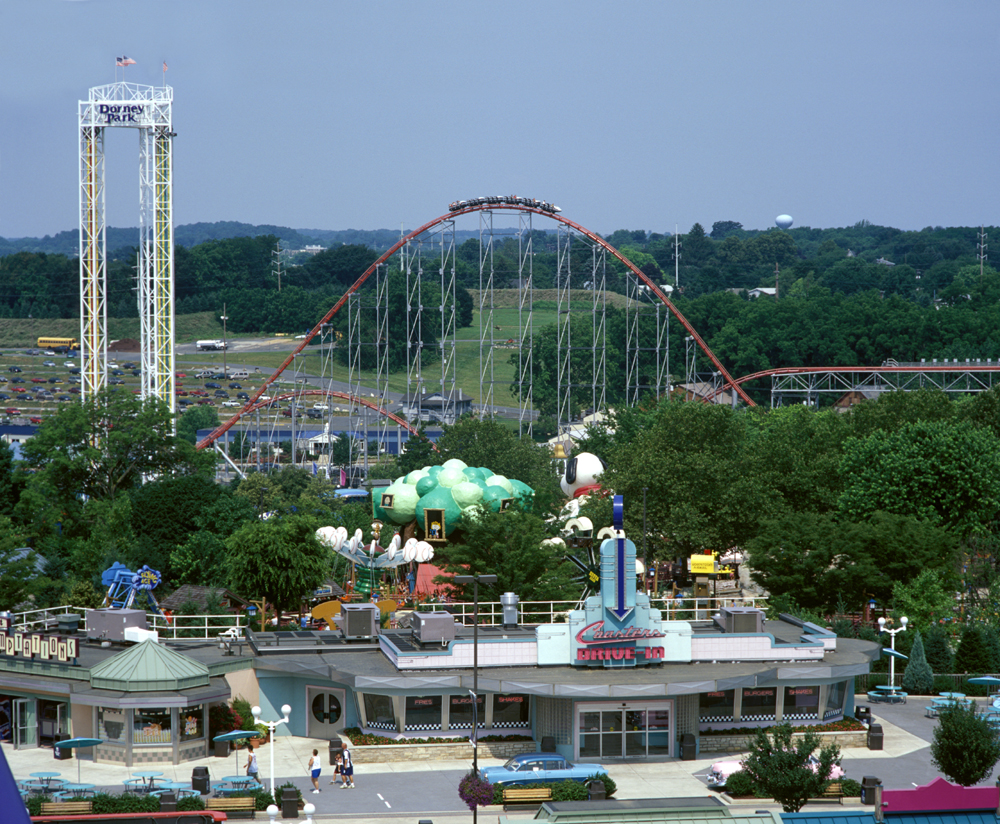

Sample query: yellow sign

[689,555,717,574]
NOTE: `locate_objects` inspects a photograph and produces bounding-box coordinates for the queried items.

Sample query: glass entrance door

[306,688,345,739]
[577,701,672,760]
[14,698,36,749]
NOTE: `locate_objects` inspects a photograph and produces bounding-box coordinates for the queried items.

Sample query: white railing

[9,605,246,640]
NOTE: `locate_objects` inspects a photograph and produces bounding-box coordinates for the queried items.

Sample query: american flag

[116,56,136,67]
[163,62,168,72]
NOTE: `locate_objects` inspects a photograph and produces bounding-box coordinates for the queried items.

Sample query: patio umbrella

[968,676,1000,685]
[213,730,262,775]
[0,744,31,824]
[881,648,908,660]
[53,737,102,783]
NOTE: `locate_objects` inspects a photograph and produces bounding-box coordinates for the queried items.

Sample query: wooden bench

[205,796,257,818]
[503,786,553,810]
[809,781,844,805]
[40,801,94,816]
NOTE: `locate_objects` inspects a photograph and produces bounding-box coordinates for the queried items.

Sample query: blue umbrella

[54,737,102,783]
[0,743,31,823]
[881,648,908,660]
[213,730,262,774]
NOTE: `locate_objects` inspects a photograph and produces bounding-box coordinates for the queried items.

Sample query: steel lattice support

[555,225,574,435]
[478,211,496,419]
[78,123,106,401]
[346,292,362,471]
[626,276,671,405]
[590,244,607,419]
[373,262,390,465]
[516,212,534,437]
[79,82,174,421]
[404,237,424,429]
[438,221,457,423]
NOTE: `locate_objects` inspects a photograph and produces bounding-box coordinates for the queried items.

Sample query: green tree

[739,722,842,812]
[901,630,934,694]
[177,404,221,445]
[395,427,438,476]
[838,420,1000,538]
[0,516,44,610]
[224,516,329,615]
[954,625,997,674]
[923,624,954,674]
[891,568,958,630]
[434,509,575,602]
[931,703,1000,785]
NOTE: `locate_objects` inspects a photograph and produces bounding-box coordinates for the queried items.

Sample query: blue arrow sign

[610,496,631,620]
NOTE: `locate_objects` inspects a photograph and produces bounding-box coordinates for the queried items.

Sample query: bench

[503,786,553,810]
[206,796,257,818]
[925,706,939,718]
[808,781,844,805]
[41,801,94,816]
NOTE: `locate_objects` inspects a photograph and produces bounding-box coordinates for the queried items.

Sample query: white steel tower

[79,82,175,419]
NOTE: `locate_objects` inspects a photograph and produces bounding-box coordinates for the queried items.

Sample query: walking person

[330,751,343,785]
[340,740,355,788]
[308,748,321,793]
[245,743,260,785]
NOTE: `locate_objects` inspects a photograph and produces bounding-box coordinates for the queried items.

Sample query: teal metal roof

[781,811,999,824]
[782,812,875,824]
[497,798,781,824]
[89,639,210,691]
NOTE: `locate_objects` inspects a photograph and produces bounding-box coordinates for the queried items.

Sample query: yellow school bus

[37,337,80,351]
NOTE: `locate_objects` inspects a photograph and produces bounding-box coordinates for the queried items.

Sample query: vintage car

[707,753,844,790]
[479,752,606,787]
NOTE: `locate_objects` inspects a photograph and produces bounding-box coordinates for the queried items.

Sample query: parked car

[229,382,242,389]
[188,389,207,397]
[132,369,142,377]
[68,368,81,375]
[205,381,221,389]
[706,754,844,790]
[0,394,8,401]
[214,390,229,398]
[64,362,75,368]
[42,360,56,367]
[221,400,241,408]
[30,416,43,424]
[479,753,607,787]
[10,377,24,383]
[175,372,187,378]
[175,389,188,396]
[306,409,324,419]
[48,377,63,384]
[69,386,81,394]
[30,378,46,384]
[109,377,125,385]
[5,408,20,416]
[57,395,71,402]
[8,366,22,373]
[111,369,124,376]
[237,392,249,400]
[11,387,26,394]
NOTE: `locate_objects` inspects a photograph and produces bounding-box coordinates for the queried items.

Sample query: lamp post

[453,572,497,824]
[878,616,908,691]
[220,304,229,378]
[251,703,291,799]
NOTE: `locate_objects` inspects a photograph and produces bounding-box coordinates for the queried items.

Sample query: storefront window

[180,705,203,741]
[492,694,529,728]
[579,711,601,757]
[404,696,442,731]
[783,686,819,719]
[98,707,126,743]
[133,708,171,745]
[363,694,395,731]
[699,690,735,722]
[449,694,484,729]
[825,681,846,718]
[741,687,776,720]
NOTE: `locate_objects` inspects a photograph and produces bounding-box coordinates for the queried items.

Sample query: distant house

[397,390,473,424]
[747,287,777,299]
[673,382,737,406]
[159,585,250,614]
[833,386,889,412]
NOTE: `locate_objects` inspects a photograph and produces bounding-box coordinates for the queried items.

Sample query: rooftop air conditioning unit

[411,612,456,646]
[720,607,764,634]
[339,604,379,641]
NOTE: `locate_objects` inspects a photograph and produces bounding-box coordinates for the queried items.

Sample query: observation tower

[78,82,175,420]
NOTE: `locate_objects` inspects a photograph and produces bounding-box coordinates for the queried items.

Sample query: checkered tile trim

[740,713,776,722]
[493,721,530,729]
[823,709,843,719]
[368,721,396,731]
[700,714,735,723]
[784,712,818,720]
[404,723,443,731]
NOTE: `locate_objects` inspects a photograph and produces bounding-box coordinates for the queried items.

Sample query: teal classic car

[479,752,606,786]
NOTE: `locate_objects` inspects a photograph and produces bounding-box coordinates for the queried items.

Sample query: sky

[1,0,999,241]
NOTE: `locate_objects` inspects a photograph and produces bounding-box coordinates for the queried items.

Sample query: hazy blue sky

[2,1,998,240]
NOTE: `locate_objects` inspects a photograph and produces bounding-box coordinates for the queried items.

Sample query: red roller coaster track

[196,204,755,450]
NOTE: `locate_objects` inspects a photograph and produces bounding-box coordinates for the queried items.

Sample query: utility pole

[978,226,988,283]
[774,263,779,300]
[272,241,282,292]
[220,303,228,377]
[674,225,681,289]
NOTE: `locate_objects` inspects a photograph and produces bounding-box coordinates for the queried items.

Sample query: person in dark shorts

[330,751,343,785]
[340,741,355,788]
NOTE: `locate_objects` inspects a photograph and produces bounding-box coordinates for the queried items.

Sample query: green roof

[89,640,210,692]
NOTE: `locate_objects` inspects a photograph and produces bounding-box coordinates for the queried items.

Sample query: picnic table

[29,772,64,792]
[219,776,262,794]
[59,783,96,797]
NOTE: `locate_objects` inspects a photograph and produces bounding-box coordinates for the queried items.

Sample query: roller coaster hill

[195,198,1000,453]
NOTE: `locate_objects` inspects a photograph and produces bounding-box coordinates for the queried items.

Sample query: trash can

[541,736,557,753]
[191,766,210,794]
[214,739,230,758]
[53,734,71,760]
[329,739,340,765]
[855,705,871,725]
[680,733,697,761]
[861,776,882,805]
[868,723,883,751]
[158,791,177,813]
[280,786,300,819]
[588,780,606,801]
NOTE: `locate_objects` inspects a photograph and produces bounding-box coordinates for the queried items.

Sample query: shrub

[902,630,934,695]
[487,775,615,806]
[724,770,758,797]
[933,675,959,695]
[209,703,243,740]
[176,795,206,811]
[587,772,616,798]
[840,778,862,797]
[924,624,954,673]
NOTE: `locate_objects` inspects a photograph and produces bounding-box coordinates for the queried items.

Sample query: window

[783,687,819,719]
[405,696,442,731]
[133,708,171,745]
[180,706,203,741]
[825,681,846,717]
[363,694,395,731]
[449,694,483,729]
[741,688,776,720]
[98,707,126,743]
[699,690,735,722]
[492,694,529,728]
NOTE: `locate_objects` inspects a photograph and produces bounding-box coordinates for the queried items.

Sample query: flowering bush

[702,718,864,736]
[458,770,493,811]
[342,726,533,745]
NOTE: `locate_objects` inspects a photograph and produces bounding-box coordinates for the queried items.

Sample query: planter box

[699,729,868,753]
[350,739,537,763]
